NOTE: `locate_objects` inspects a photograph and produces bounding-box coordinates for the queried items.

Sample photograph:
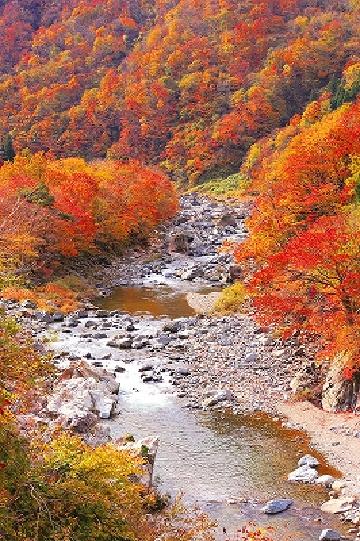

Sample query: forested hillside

[0,0,359,388]
[0,0,358,182]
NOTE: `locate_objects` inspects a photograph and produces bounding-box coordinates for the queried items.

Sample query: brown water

[97,285,198,317]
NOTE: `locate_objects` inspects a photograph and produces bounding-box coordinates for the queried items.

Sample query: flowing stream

[97,285,347,541]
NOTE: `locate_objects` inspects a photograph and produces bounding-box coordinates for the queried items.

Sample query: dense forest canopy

[0,0,358,183]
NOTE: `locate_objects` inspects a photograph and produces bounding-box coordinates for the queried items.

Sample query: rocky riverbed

[3,193,360,540]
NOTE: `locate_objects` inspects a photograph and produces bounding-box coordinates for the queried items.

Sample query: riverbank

[278,401,360,500]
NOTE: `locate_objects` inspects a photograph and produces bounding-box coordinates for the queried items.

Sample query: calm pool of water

[96,285,216,317]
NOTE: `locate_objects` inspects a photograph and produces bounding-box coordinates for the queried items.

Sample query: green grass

[193,173,249,199]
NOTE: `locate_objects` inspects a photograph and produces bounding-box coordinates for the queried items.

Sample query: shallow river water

[96,286,347,541]
[97,285,197,317]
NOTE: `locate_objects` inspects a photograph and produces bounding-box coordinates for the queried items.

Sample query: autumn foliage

[0,0,358,186]
[0,308,216,541]
[0,152,177,268]
[236,76,360,376]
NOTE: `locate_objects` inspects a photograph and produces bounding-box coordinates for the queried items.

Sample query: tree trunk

[322,351,360,412]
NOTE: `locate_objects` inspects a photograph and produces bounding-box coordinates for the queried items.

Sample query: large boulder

[217,212,237,228]
[320,497,356,514]
[47,361,120,430]
[298,454,319,468]
[316,475,335,488]
[202,389,234,407]
[288,465,319,483]
[322,352,360,412]
[168,230,193,253]
[290,362,321,396]
[116,436,159,488]
[59,360,119,393]
[229,264,244,282]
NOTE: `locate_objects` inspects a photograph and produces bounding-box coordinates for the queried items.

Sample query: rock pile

[46,360,119,444]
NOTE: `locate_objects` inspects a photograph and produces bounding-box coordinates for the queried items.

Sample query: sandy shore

[278,401,360,496]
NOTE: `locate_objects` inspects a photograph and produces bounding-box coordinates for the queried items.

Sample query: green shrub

[194,173,249,199]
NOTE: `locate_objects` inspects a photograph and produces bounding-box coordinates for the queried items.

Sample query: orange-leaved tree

[236,95,360,409]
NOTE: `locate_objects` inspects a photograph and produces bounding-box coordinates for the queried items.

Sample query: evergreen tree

[3,133,15,161]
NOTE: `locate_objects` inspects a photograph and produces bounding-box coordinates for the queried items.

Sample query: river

[96,284,346,541]
[46,194,348,540]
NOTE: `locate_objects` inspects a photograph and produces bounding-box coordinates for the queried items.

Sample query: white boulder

[46,361,120,430]
[321,497,355,514]
[298,454,319,468]
[288,465,319,483]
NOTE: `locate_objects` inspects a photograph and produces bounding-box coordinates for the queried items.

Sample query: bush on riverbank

[214,282,248,314]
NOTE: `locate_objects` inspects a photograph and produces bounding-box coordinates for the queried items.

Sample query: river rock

[218,212,238,228]
[316,475,335,488]
[290,363,320,395]
[262,499,293,514]
[176,366,191,376]
[83,424,111,447]
[319,529,341,541]
[141,372,154,382]
[168,231,192,253]
[163,321,181,333]
[116,436,159,487]
[186,292,221,314]
[321,497,356,514]
[229,264,243,282]
[59,360,119,391]
[298,454,319,468]
[288,465,319,483]
[46,360,119,428]
[202,389,234,407]
[118,337,133,349]
[139,362,154,372]
[331,480,347,494]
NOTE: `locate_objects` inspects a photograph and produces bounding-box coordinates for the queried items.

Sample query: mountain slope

[0,0,358,185]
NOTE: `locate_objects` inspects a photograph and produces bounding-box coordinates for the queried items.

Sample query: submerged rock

[262,499,293,514]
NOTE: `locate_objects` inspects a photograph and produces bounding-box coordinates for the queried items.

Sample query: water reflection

[96,286,197,317]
